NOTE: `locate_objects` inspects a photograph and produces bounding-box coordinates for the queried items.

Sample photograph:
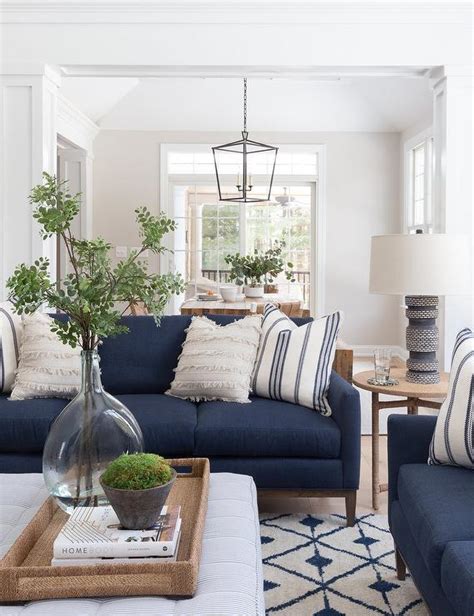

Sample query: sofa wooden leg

[345,491,357,527]
[395,547,406,580]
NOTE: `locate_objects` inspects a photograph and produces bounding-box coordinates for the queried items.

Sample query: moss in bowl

[100,453,176,530]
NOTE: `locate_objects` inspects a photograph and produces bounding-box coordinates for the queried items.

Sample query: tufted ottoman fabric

[0,473,264,616]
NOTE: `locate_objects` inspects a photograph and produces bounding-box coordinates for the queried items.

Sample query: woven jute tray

[0,458,210,602]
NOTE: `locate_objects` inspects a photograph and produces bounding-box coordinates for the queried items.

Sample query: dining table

[180,294,305,316]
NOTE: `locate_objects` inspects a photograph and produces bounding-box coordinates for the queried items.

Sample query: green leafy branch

[7,172,185,350]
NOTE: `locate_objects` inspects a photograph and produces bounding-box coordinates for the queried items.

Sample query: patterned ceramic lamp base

[405,295,440,384]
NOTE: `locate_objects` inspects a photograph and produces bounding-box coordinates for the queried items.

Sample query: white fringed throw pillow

[166,315,262,403]
[428,328,474,469]
[252,304,343,415]
[0,303,23,394]
[10,312,81,400]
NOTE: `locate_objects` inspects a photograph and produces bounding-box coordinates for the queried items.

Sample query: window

[168,151,318,177]
[405,135,433,234]
[171,184,313,309]
[162,144,322,314]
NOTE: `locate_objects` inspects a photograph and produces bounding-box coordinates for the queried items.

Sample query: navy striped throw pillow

[428,328,474,469]
[252,304,343,415]
[0,303,23,394]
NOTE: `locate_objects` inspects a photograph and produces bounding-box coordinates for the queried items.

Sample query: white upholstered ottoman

[0,473,264,616]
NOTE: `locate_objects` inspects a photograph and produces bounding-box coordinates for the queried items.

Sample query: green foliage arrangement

[7,173,185,350]
[224,240,295,287]
[101,453,173,491]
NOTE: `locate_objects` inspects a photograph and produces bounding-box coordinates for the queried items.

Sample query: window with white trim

[164,146,319,311]
[405,135,433,234]
[171,183,313,308]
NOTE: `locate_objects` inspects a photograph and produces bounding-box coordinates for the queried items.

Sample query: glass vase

[43,350,144,513]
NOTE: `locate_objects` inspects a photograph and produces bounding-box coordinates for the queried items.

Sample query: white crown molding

[57,93,99,151]
[0,61,62,86]
[0,1,471,25]
[59,65,431,79]
[428,65,474,90]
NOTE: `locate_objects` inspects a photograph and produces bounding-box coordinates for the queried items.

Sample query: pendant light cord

[243,78,247,133]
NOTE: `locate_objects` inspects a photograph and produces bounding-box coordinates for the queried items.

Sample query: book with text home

[52,527,182,566]
[53,505,181,559]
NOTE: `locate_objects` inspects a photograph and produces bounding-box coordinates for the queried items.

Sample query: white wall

[93,129,401,346]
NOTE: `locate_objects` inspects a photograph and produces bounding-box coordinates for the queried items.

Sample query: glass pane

[217,202,241,218]
[202,217,217,251]
[414,201,424,226]
[169,163,194,174]
[217,217,240,251]
[201,251,218,272]
[414,175,424,202]
[202,204,218,217]
[169,152,193,163]
[414,144,425,175]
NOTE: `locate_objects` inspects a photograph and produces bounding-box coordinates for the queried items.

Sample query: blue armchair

[388,415,474,616]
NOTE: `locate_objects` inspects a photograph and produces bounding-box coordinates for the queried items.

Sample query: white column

[0,64,60,301]
[430,66,474,368]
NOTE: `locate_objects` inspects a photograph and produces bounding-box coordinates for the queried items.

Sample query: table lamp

[369,231,470,384]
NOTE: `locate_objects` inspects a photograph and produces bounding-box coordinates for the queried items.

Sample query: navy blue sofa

[388,415,474,616]
[0,315,361,525]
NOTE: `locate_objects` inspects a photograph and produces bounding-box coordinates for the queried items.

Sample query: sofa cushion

[117,394,197,457]
[98,315,192,394]
[398,464,474,584]
[441,541,474,616]
[0,394,197,457]
[0,394,68,453]
[195,397,341,458]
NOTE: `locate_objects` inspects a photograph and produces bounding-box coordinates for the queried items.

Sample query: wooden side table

[353,368,449,510]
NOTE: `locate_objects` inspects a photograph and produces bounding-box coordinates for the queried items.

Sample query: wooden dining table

[180,294,304,316]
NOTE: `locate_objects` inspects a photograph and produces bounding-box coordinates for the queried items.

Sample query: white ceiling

[60,75,433,133]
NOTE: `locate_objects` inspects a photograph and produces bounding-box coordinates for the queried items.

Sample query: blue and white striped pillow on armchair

[0,303,23,394]
[252,304,343,415]
[429,327,474,469]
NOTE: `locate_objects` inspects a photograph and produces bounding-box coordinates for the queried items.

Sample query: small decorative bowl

[100,469,177,530]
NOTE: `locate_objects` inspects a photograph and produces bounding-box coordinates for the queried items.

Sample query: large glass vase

[43,350,144,513]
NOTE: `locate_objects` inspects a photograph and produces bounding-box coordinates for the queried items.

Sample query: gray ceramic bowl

[100,468,177,530]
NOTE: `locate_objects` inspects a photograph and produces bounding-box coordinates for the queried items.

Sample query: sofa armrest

[388,414,437,510]
[327,371,361,489]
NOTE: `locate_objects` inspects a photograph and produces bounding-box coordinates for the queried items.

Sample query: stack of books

[52,504,182,566]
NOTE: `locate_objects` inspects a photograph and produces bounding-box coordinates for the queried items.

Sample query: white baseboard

[349,345,409,361]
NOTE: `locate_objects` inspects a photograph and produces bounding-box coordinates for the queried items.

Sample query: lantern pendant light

[212,78,278,203]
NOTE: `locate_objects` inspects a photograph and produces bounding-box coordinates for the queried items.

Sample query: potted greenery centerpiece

[7,173,184,512]
[224,240,295,298]
[100,453,176,529]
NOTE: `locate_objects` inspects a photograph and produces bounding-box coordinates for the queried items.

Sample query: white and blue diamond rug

[260,513,427,616]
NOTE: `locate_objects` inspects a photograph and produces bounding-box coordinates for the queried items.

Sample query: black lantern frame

[212,79,278,203]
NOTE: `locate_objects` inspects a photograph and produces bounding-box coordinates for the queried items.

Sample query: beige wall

[93,130,401,346]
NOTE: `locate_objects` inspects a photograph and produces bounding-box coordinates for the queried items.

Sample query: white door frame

[159,143,326,317]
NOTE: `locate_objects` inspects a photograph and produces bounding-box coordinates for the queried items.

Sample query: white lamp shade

[369,234,471,296]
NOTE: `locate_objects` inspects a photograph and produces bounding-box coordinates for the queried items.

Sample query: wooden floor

[258,435,387,515]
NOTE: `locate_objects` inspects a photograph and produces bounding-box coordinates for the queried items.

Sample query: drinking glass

[374,349,391,384]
